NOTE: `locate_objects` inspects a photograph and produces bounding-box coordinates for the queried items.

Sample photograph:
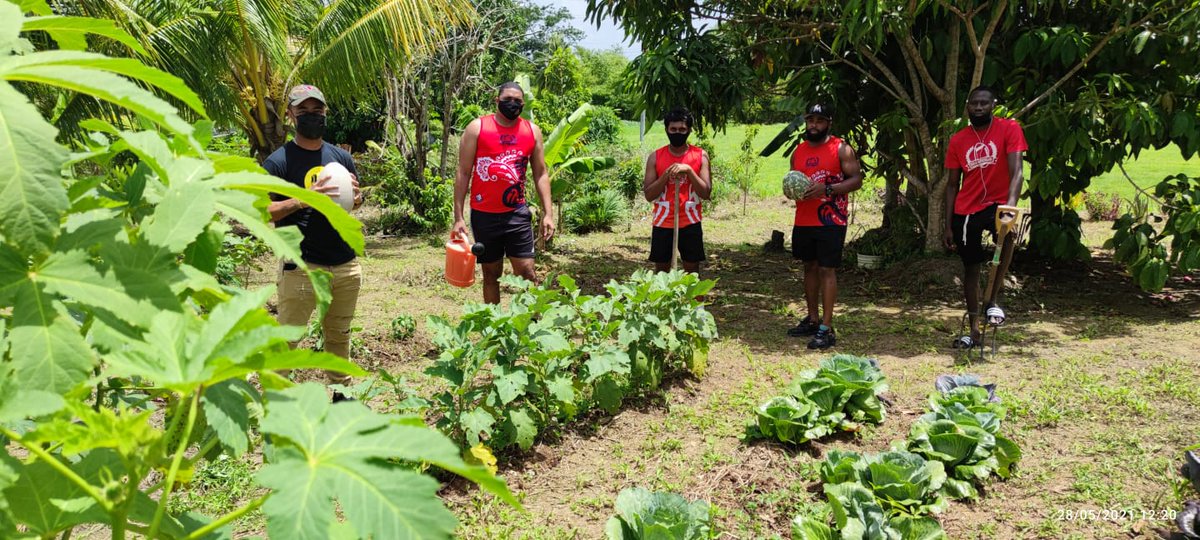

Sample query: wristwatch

[825,183,834,198]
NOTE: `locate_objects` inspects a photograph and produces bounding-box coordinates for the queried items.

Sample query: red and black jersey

[471,114,536,214]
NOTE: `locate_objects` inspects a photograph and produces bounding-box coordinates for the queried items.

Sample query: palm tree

[59,0,473,161]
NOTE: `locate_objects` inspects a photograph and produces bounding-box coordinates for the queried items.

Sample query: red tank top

[471,115,536,213]
[791,136,849,227]
[651,145,705,228]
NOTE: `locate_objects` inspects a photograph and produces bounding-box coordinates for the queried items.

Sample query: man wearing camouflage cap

[264,84,364,402]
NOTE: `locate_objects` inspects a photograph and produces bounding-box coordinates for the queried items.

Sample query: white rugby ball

[320,162,355,211]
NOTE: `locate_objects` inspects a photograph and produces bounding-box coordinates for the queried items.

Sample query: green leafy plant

[750,355,889,445]
[564,188,629,234]
[390,314,417,341]
[754,396,830,445]
[1107,173,1200,292]
[604,487,714,540]
[818,451,950,518]
[425,271,717,454]
[0,4,516,538]
[791,482,946,540]
[906,387,1021,500]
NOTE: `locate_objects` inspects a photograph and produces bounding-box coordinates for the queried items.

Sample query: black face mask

[296,113,326,139]
[969,113,992,128]
[667,131,690,148]
[804,127,829,143]
[498,100,523,121]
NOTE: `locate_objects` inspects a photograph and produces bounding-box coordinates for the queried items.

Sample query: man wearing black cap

[264,84,364,401]
[785,102,863,349]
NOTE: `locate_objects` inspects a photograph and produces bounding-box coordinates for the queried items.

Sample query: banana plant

[535,103,617,231]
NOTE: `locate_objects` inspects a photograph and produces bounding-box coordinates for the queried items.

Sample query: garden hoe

[965,205,1027,360]
[672,173,681,271]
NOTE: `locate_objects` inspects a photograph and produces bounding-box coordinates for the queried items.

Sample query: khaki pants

[276,260,362,385]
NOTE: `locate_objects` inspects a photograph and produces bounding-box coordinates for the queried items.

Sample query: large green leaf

[8,286,94,394]
[258,384,518,540]
[543,103,596,168]
[0,374,64,423]
[140,179,214,256]
[2,451,113,535]
[20,16,146,54]
[201,379,258,457]
[38,249,149,328]
[213,172,365,256]
[0,59,193,135]
[0,82,69,254]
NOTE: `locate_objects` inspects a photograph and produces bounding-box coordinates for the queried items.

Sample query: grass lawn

[618,121,1198,203]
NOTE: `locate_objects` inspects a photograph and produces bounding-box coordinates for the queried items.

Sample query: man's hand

[801,181,824,201]
[943,228,956,251]
[351,174,362,208]
[667,163,693,176]
[541,214,556,242]
[451,219,469,242]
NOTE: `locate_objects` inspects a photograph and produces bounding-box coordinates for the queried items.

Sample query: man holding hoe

[943,85,1027,350]
[643,107,712,274]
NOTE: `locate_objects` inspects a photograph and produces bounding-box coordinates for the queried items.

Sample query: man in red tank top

[943,86,1027,349]
[786,103,863,350]
[642,107,712,273]
[453,82,555,304]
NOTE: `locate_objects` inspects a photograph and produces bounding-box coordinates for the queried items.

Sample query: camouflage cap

[287,84,326,106]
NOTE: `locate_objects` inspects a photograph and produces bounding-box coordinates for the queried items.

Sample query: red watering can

[445,234,484,288]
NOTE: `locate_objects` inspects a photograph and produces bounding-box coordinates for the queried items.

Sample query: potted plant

[853,228,889,269]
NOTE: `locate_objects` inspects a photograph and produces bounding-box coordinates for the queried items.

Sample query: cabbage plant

[605,487,714,540]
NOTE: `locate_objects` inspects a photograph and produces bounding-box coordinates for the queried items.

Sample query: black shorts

[470,206,535,264]
[792,226,847,268]
[649,223,706,264]
[951,204,998,265]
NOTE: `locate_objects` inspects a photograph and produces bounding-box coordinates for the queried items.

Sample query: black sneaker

[787,317,820,337]
[807,327,836,350]
[331,391,355,404]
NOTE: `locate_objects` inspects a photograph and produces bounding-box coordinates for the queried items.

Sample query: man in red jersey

[453,82,555,304]
[785,102,863,350]
[943,86,1027,349]
[642,107,712,273]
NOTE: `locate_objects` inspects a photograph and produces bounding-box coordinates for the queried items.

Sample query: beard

[804,127,829,142]
[969,113,992,127]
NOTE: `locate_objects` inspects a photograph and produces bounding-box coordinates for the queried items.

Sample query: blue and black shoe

[808,327,837,350]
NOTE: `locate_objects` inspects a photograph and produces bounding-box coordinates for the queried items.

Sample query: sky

[540,0,640,57]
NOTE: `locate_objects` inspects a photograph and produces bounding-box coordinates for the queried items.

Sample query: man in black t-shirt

[264,84,363,401]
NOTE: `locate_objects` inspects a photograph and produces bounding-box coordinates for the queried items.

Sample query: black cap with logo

[804,102,833,120]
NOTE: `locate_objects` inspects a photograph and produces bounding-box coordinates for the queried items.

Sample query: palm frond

[291,0,474,101]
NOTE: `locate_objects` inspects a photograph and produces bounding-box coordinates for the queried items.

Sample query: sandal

[985,304,1006,326]
[952,335,976,349]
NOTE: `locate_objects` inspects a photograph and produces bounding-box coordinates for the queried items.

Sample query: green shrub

[615,157,645,200]
[390,314,416,341]
[1083,190,1122,221]
[564,188,629,234]
[584,105,622,146]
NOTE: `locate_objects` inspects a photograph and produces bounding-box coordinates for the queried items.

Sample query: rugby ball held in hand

[782,170,813,200]
[321,162,355,211]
